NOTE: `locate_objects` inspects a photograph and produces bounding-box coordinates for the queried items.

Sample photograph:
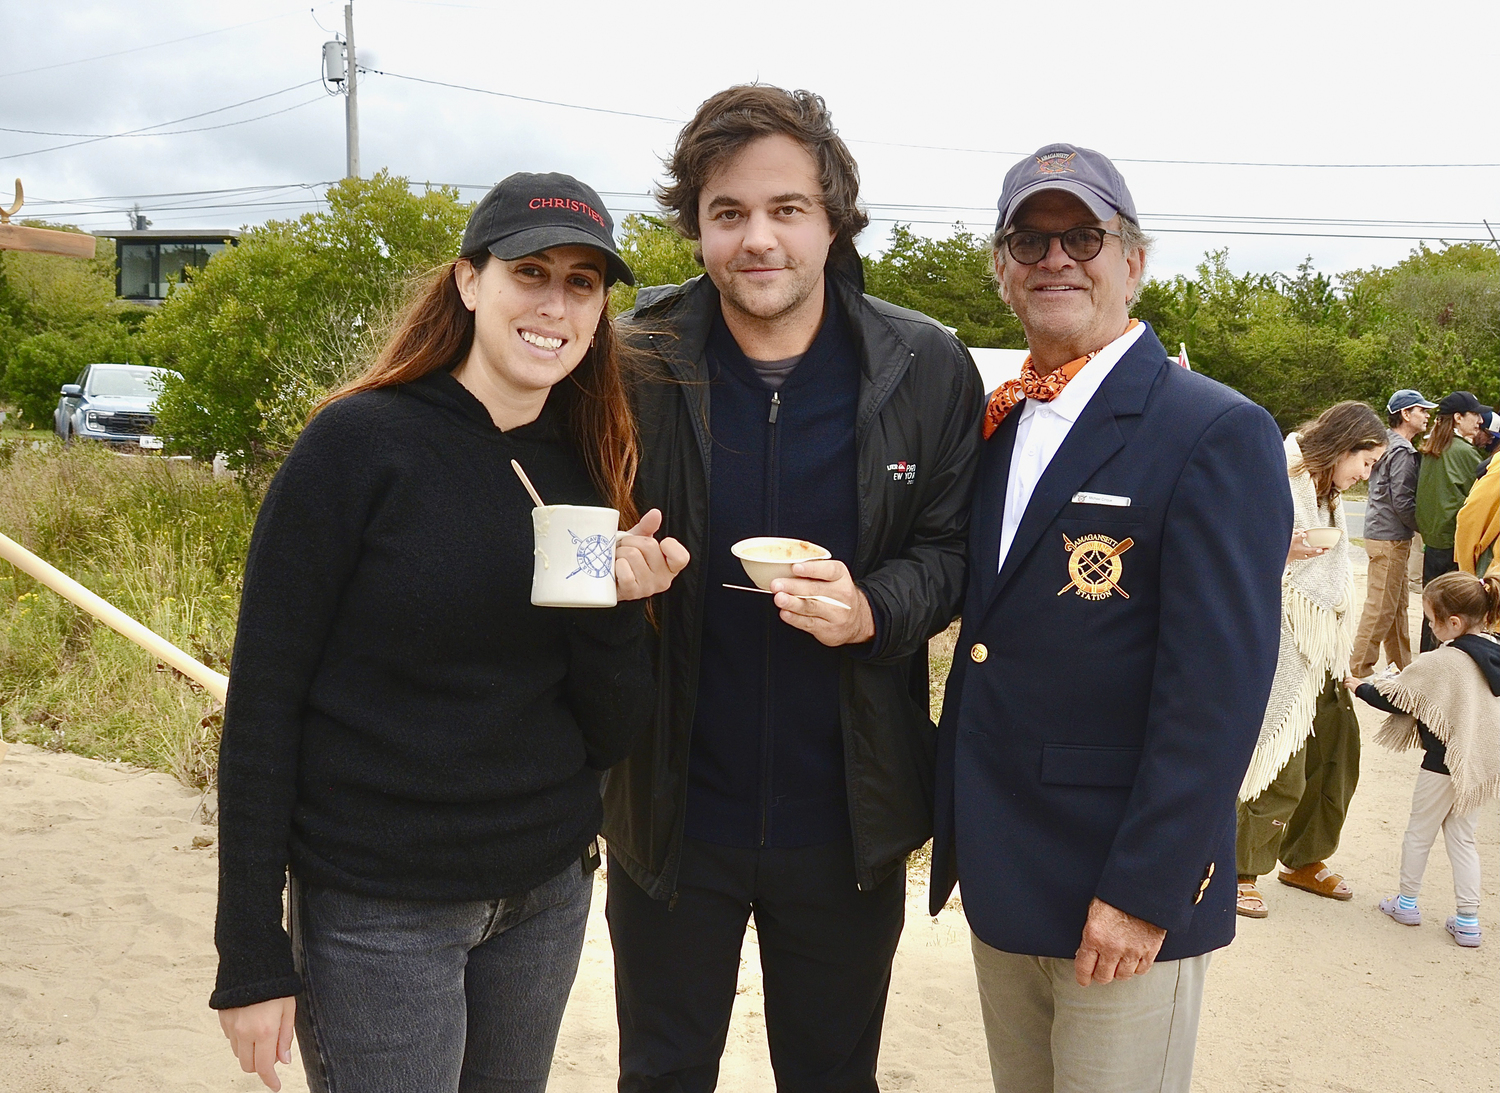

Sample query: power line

[358,68,1500,171]
[0,97,326,143]
[859,214,1493,243]
[0,81,324,161]
[12,183,333,206]
[0,7,327,79]
[10,178,1493,247]
[357,68,687,123]
[846,137,1500,169]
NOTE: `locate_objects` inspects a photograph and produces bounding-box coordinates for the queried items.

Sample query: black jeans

[1421,546,1459,651]
[606,837,906,1093]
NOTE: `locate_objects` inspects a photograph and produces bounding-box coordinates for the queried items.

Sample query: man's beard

[717,262,823,325]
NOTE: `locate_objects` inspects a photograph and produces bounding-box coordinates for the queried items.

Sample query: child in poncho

[1344,571,1500,948]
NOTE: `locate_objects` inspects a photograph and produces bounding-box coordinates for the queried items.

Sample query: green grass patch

[0,440,258,787]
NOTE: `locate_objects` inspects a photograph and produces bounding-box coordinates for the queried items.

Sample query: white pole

[344,1,360,179]
[0,532,228,704]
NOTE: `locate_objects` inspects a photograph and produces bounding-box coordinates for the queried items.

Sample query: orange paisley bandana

[982,319,1139,439]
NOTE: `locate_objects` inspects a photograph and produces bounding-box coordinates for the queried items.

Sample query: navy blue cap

[460,172,634,286]
[996,144,1138,233]
[1386,389,1438,414]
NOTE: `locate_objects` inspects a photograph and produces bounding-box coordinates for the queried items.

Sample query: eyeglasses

[1001,226,1120,265]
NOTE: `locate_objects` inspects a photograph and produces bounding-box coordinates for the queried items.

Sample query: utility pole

[343,2,360,179]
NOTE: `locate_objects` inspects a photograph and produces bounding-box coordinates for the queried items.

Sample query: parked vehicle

[54,364,180,449]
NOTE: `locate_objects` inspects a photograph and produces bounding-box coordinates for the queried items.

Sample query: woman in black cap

[209,173,688,1093]
[1416,391,1488,649]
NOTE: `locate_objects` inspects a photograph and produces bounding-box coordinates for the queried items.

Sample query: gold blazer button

[970,643,988,663]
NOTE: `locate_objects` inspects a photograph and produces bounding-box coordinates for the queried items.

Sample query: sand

[1,562,1496,1092]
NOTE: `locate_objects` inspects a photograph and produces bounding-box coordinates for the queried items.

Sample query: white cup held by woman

[531,504,620,607]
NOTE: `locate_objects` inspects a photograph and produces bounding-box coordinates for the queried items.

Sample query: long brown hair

[1420,413,1460,459]
[1291,400,1387,509]
[317,253,640,527]
[1424,571,1500,632]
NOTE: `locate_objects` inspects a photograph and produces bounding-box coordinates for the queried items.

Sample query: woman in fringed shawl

[1235,402,1388,919]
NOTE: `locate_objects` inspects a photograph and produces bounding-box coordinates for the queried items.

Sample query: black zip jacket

[601,264,985,896]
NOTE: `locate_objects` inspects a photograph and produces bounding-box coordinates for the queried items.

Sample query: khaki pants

[1401,768,1482,916]
[1236,677,1361,878]
[970,932,1209,1093]
[1351,538,1413,677]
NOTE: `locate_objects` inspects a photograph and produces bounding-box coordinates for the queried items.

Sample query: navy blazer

[929,326,1292,961]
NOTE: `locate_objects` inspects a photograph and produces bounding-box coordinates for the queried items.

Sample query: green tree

[143,172,472,471]
[611,214,702,314]
[863,224,1025,348]
[0,230,149,426]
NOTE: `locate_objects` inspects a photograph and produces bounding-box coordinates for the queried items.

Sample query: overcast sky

[6,0,1498,282]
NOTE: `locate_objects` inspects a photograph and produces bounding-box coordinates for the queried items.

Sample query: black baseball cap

[996,143,1138,233]
[1438,390,1486,416]
[460,172,634,286]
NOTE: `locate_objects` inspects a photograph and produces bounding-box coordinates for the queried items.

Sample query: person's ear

[1123,243,1146,301]
[454,257,480,312]
[994,251,1011,305]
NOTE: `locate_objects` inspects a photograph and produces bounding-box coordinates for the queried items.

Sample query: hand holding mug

[616,508,690,601]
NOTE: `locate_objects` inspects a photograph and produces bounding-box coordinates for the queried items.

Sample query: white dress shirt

[997,322,1147,572]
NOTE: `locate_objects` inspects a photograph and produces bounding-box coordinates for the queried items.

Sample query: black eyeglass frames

[1001,226,1120,265]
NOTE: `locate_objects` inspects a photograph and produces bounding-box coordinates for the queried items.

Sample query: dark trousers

[289,861,593,1093]
[1421,546,1459,651]
[606,837,906,1093]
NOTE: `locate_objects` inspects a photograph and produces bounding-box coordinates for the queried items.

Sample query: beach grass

[0,437,256,788]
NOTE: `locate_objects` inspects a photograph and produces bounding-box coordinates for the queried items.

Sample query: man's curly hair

[656,84,868,257]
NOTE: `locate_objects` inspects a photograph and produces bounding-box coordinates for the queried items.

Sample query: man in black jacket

[601,85,983,1091]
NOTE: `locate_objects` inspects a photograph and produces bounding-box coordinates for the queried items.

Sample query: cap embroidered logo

[1035,152,1078,175]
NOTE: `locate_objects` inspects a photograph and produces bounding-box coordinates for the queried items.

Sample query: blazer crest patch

[1058,532,1133,600]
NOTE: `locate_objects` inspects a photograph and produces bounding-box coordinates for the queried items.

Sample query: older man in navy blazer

[931,145,1292,1092]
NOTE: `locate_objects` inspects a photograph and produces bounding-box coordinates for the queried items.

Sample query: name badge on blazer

[1070,491,1132,507]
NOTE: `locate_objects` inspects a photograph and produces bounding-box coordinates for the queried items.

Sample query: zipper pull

[769,391,780,424]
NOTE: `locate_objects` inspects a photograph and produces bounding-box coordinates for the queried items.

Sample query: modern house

[92,229,239,303]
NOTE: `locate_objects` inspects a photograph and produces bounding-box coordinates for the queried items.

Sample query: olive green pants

[1236,677,1361,878]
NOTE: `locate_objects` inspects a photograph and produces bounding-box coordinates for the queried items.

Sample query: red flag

[1177,342,1192,370]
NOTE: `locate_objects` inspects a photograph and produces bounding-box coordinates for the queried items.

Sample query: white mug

[531,504,619,608]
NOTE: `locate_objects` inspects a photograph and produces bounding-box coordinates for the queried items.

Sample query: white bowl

[731,537,832,590]
[1304,527,1342,549]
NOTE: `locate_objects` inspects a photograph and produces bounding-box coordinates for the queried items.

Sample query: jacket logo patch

[886,460,917,483]
[1058,532,1133,600]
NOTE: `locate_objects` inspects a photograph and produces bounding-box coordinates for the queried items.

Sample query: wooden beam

[0,531,228,703]
[0,223,97,258]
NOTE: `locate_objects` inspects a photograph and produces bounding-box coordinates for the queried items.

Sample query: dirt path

[0,563,1494,1091]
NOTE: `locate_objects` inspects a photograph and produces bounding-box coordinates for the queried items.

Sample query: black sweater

[211,372,651,1010]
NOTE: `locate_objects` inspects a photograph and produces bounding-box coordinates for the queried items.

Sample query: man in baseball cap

[1351,390,1438,681]
[931,144,1292,1091]
[460,171,634,286]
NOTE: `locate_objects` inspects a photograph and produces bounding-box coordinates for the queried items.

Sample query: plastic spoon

[722,583,852,611]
